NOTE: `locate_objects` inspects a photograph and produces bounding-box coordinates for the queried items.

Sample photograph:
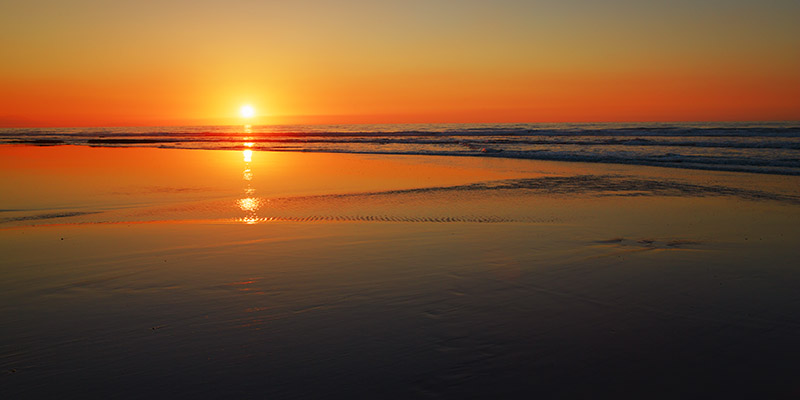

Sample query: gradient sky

[1,0,798,126]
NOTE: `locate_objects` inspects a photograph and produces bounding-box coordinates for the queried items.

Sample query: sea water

[2,121,799,175]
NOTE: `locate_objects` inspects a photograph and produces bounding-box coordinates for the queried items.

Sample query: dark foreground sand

[1,145,800,398]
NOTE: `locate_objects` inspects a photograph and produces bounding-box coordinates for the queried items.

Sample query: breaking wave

[2,122,799,175]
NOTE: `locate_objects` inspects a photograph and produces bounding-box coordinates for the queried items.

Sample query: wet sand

[2,145,800,398]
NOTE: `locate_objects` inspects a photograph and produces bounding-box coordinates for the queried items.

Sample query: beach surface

[2,145,800,398]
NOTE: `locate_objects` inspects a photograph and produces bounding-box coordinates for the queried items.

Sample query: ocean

[2,121,799,175]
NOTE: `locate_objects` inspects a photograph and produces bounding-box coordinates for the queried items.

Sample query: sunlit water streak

[238,135,261,224]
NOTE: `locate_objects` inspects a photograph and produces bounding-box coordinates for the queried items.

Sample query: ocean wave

[2,122,799,175]
[37,136,797,150]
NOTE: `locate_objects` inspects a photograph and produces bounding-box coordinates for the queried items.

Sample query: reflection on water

[239,128,261,224]
[238,197,261,212]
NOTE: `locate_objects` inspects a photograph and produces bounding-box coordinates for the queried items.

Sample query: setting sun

[240,105,255,119]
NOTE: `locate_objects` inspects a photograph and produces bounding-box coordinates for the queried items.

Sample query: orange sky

[1,0,798,127]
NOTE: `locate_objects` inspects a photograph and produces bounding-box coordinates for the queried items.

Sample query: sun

[240,105,255,119]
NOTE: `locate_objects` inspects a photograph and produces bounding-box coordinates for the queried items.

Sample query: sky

[1,0,798,127]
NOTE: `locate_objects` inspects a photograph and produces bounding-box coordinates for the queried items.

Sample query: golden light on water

[238,197,261,212]
[240,216,259,225]
[239,141,261,224]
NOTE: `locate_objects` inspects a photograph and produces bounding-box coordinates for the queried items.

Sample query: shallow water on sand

[1,145,800,398]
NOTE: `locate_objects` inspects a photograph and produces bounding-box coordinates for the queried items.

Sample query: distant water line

[2,122,799,175]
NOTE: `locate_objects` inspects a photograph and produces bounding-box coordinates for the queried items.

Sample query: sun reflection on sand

[237,197,261,212]
[238,131,262,224]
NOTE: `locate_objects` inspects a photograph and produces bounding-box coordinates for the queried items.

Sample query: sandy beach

[2,145,800,398]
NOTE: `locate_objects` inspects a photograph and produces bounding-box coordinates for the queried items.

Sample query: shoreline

[6,142,800,176]
[1,145,798,229]
[2,119,798,176]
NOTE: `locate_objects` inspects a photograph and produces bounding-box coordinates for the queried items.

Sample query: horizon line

[2,119,799,130]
